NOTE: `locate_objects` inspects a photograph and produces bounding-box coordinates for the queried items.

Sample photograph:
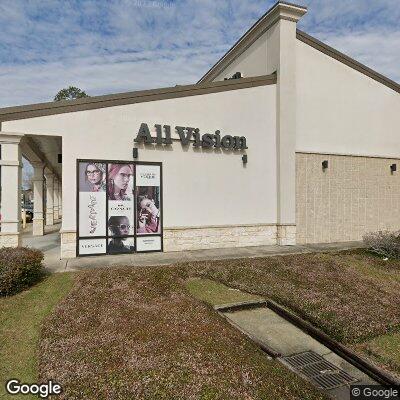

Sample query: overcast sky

[0,0,399,108]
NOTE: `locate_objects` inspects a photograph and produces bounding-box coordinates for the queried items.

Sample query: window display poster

[107,163,135,247]
[136,185,161,235]
[78,162,107,238]
[79,238,107,255]
[108,202,134,236]
[136,164,160,187]
[107,163,134,201]
[78,161,162,256]
[108,237,135,254]
[136,236,162,252]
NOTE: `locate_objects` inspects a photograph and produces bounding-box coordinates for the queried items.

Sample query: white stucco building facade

[0,1,399,258]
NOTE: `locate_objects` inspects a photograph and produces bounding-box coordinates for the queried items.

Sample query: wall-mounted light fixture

[390,163,397,173]
[322,160,328,170]
[242,154,248,164]
[224,71,243,81]
[132,148,138,159]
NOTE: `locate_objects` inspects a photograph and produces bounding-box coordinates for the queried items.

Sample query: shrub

[362,230,400,259]
[0,247,45,296]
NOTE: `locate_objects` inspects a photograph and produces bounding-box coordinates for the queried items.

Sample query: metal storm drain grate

[282,351,359,390]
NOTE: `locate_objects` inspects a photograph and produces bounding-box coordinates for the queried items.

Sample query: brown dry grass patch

[39,267,326,400]
[183,250,400,377]
[185,250,400,344]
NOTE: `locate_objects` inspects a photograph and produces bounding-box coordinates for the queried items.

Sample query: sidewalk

[21,222,364,272]
[50,241,366,273]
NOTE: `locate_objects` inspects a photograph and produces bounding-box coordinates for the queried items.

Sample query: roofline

[197,4,399,95]
[197,1,307,84]
[296,30,400,94]
[0,74,276,124]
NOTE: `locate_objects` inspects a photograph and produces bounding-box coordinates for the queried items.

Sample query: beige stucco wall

[296,152,400,244]
[296,40,400,158]
[3,85,278,256]
[213,30,269,81]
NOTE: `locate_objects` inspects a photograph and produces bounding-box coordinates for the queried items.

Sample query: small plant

[362,230,400,259]
[0,247,45,296]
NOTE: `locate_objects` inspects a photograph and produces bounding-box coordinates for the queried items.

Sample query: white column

[58,185,62,217]
[45,172,54,226]
[31,161,45,236]
[53,178,59,220]
[266,3,307,244]
[0,133,23,247]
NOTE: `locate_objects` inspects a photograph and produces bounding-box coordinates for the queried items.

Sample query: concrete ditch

[187,278,399,400]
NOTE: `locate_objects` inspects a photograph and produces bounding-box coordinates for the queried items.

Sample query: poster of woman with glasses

[78,162,107,239]
[135,164,161,236]
[136,186,161,234]
[107,163,135,239]
[79,162,106,192]
[108,163,134,201]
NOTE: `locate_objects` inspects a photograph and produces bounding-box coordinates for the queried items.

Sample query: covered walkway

[0,133,62,251]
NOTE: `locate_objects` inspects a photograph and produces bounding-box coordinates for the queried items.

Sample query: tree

[54,86,89,101]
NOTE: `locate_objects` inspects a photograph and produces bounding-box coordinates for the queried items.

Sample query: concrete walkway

[21,222,364,272]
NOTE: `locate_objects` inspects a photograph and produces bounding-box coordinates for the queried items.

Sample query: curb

[214,299,267,313]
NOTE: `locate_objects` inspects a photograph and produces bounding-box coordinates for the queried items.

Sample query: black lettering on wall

[176,126,194,145]
[202,134,214,148]
[221,135,234,149]
[155,124,163,145]
[193,128,201,147]
[214,130,221,148]
[134,123,153,144]
[163,125,172,145]
[233,136,248,150]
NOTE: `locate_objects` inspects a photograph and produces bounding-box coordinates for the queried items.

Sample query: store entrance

[76,160,162,256]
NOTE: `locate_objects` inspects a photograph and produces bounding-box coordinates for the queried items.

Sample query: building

[0,1,399,258]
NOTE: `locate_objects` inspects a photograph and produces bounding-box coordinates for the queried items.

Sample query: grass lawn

[39,267,326,400]
[183,249,400,378]
[0,272,74,399]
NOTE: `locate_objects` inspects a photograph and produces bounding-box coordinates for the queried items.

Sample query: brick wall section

[296,153,400,244]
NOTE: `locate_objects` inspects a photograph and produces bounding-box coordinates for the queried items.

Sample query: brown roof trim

[197,1,307,83]
[0,74,276,123]
[297,29,400,94]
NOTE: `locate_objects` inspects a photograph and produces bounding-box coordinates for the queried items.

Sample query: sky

[0,0,399,108]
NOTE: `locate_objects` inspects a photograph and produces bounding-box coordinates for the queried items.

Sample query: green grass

[0,273,74,399]
[353,332,400,376]
[186,277,263,307]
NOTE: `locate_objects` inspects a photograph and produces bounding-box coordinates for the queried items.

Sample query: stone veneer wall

[0,233,21,248]
[61,224,298,258]
[61,231,77,258]
[163,224,278,252]
[296,152,400,244]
